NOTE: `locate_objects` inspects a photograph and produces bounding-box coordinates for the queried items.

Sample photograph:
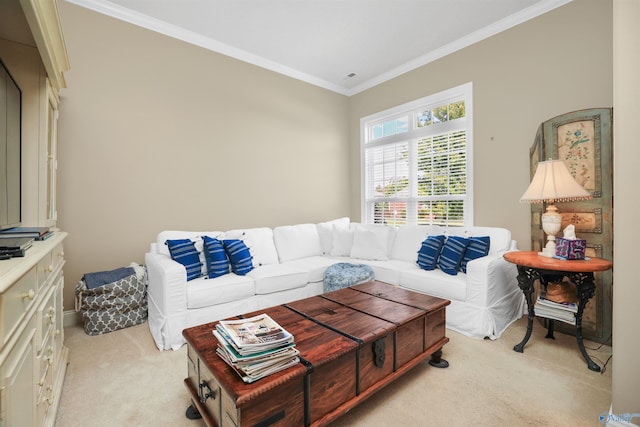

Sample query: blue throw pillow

[460,236,491,273]
[417,235,446,270]
[223,239,254,275]
[165,239,202,281]
[202,236,230,279]
[438,236,471,275]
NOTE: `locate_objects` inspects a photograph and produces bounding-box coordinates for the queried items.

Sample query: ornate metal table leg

[514,266,538,353]
[545,319,555,339]
[570,272,601,372]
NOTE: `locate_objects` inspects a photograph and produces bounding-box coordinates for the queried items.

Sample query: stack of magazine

[213,313,299,383]
[534,293,578,325]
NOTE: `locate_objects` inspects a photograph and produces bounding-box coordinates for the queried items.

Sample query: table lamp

[520,159,592,257]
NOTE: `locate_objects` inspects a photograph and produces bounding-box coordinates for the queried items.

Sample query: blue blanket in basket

[83,267,135,289]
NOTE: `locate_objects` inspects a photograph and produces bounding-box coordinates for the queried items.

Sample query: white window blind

[361,83,473,227]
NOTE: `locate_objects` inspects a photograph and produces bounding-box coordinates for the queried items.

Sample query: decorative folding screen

[529,108,613,345]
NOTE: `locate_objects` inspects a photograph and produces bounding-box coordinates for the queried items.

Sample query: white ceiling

[66,0,571,96]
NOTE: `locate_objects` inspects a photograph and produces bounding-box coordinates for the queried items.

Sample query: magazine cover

[218,313,292,347]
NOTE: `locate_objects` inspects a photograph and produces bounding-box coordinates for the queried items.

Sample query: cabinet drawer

[36,285,57,354]
[36,359,55,427]
[1,269,38,346]
[37,331,55,397]
[53,277,64,361]
[51,243,65,272]
[36,251,54,291]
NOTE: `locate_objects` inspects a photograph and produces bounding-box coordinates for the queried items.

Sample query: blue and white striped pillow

[417,235,446,270]
[165,239,202,281]
[460,236,490,273]
[438,236,471,275]
[223,240,254,275]
[202,236,230,278]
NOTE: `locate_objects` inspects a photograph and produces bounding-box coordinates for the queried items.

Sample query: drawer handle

[198,381,216,404]
[58,251,64,257]
[22,289,36,300]
[46,265,53,272]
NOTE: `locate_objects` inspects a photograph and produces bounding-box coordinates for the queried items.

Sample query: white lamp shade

[520,159,592,203]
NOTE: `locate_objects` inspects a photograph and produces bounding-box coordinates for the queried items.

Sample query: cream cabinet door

[0,322,37,426]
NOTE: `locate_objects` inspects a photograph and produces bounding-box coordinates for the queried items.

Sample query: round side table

[503,251,612,372]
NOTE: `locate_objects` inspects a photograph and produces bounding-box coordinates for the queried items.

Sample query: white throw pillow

[224,227,279,266]
[273,224,323,262]
[350,227,389,260]
[390,225,442,262]
[316,217,350,254]
[329,225,354,256]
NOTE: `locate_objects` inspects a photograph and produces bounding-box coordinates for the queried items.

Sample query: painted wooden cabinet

[529,108,613,344]
[0,233,68,426]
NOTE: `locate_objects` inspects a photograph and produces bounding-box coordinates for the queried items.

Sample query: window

[361,83,473,227]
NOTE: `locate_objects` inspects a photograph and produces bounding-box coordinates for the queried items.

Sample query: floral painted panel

[557,120,596,191]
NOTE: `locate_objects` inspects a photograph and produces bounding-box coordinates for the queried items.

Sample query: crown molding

[21,0,71,90]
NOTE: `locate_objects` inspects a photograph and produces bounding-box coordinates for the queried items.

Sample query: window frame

[360,82,474,227]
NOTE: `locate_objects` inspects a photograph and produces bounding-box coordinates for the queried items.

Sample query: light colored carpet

[55,317,612,427]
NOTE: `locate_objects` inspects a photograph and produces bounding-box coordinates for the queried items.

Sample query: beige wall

[612,0,640,415]
[348,0,613,250]
[56,3,350,305]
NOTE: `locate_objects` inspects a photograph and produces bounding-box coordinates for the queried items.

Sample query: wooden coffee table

[182,280,450,426]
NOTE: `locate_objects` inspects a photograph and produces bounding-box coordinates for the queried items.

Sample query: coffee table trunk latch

[373,338,386,368]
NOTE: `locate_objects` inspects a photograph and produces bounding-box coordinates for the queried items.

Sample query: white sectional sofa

[145,218,524,350]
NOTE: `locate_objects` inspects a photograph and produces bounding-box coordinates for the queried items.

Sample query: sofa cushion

[417,235,446,270]
[247,264,309,294]
[273,224,323,262]
[438,236,471,275]
[347,259,415,285]
[316,217,350,254]
[445,226,511,254]
[283,256,337,283]
[350,226,389,260]
[391,225,442,262]
[399,268,467,302]
[330,225,354,256]
[223,240,254,275]
[202,236,230,279]
[460,236,491,273]
[165,239,203,281]
[225,227,279,266]
[186,275,255,309]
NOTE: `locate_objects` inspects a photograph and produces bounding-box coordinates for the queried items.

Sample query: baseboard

[64,309,81,328]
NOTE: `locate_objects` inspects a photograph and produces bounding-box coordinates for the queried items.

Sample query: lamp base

[538,247,556,258]
[540,204,562,258]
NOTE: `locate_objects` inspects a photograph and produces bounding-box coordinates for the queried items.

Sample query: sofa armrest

[464,251,519,307]
[145,250,188,316]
